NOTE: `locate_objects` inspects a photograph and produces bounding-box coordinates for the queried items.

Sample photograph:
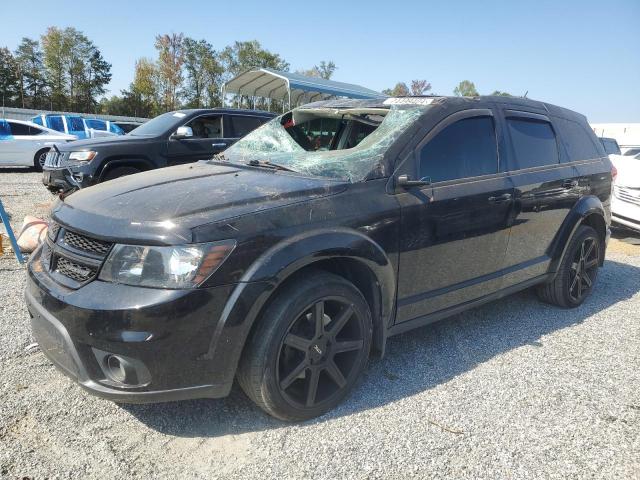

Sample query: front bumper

[25,249,239,403]
[611,190,640,232]
[43,164,95,192]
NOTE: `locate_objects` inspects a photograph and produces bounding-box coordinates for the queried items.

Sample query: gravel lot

[1,168,639,479]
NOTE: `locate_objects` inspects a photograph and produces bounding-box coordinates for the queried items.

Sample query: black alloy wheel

[277,297,366,409]
[537,225,601,308]
[238,271,372,421]
[568,236,599,303]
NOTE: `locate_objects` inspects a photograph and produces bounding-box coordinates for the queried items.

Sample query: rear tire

[237,271,372,421]
[537,225,601,308]
[33,148,49,172]
[102,166,141,182]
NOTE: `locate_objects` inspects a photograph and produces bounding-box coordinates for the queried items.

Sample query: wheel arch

[549,195,608,273]
[206,228,397,386]
[97,156,154,180]
[33,147,51,169]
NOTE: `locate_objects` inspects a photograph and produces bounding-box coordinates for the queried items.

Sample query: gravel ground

[1,168,639,479]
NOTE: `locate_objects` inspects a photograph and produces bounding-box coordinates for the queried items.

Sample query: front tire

[537,225,601,308]
[33,148,49,172]
[237,272,372,421]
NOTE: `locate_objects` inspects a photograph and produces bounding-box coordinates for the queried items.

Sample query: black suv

[42,108,274,192]
[26,96,613,421]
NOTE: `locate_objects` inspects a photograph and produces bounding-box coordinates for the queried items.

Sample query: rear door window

[228,115,265,138]
[506,118,558,169]
[32,116,43,126]
[601,139,620,155]
[419,116,498,182]
[8,122,33,136]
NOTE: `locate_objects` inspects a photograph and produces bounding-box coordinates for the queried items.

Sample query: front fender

[204,228,396,386]
[548,194,606,273]
[97,157,154,179]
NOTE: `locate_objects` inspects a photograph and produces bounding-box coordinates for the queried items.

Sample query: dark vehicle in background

[26,96,613,421]
[600,137,622,156]
[42,108,274,192]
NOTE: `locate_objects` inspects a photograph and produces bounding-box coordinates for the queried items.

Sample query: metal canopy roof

[222,68,387,108]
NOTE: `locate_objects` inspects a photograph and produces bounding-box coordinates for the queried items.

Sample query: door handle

[211,142,227,148]
[562,179,578,188]
[488,193,512,203]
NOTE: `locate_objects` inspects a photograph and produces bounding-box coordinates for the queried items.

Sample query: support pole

[0,199,24,264]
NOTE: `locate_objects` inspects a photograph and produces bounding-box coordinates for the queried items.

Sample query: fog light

[92,347,152,387]
[105,355,127,383]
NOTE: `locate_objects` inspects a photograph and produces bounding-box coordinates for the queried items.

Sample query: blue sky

[3,0,639,122]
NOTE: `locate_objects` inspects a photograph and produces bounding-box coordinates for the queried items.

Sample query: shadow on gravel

[611,226,640,244]
[123,258,640,437]
[0,167,34,173]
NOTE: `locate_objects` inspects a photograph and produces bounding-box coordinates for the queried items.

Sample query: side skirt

[388,274,552,337]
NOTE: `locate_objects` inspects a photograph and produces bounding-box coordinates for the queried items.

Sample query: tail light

[611,164,618,183]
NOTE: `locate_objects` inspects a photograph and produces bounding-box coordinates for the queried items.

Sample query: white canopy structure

[222,68,387,110]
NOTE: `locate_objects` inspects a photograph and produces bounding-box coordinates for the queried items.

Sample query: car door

[395,109,514,323]
[7,121,40,166]
[498,110,582,287]
[166,114,227,165]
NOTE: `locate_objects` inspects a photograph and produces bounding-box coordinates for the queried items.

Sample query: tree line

[1,27,111,113]
[383,79,512,98]
[0,26,514,119]
[0,28,337,118]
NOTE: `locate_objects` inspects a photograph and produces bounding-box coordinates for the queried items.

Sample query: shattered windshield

[222,105,428,181]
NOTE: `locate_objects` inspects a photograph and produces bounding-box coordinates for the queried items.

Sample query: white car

[609,153,640,232]
[0,119,76,171]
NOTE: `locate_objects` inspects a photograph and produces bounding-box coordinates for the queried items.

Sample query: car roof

[299,96,588,123]
[174,108,276,117]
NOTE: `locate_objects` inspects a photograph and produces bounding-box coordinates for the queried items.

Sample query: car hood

[610,155,640,188]
[57,134,147,150]
[52,161,347,244]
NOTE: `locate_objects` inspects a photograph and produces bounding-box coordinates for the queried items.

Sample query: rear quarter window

[506,117,558,169]
[7,122,32,136]
[553,117,602,161]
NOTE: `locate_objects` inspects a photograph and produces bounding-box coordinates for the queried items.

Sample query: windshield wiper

[248,159,297,173]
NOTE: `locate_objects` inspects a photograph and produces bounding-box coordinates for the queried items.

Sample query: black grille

[48,222,60,241]
[40,242,52,268]
[63,230,112,256]
[55,257,97,282]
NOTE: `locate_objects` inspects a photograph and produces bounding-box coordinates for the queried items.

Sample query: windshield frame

[128,111,189,138]
[222,105,428,182]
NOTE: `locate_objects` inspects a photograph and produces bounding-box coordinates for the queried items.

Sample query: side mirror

[397,174,431,188]
[172,126,193,139]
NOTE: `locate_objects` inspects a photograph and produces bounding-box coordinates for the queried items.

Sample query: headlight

[68,151,97,161]
[98,241,235,288]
